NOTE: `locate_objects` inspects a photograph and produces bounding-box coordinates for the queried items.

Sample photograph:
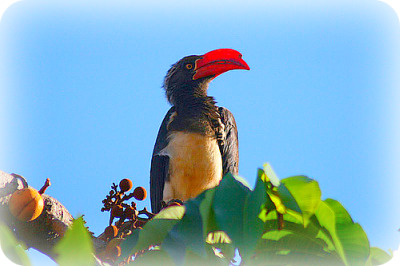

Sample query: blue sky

[1,0,399,264]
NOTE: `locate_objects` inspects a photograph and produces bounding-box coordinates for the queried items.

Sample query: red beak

[193,48,250,80]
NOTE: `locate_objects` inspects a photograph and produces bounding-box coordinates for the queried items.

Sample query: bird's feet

[161,199,184,210]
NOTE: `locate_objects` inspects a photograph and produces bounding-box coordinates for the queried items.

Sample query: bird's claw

[161,199,184,210]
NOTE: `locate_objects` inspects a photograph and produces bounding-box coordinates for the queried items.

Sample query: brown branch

[0,173,27,198]
[138,207,155,219]
[0,170,107,262]
[38,178,51,195]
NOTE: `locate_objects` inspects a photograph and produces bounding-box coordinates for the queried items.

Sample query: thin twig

[39,178,51,194]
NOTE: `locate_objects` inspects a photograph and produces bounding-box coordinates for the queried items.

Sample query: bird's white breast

[161,131,223,202]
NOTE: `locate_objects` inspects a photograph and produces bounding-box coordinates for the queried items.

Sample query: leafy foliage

[0,223,31,266]
[119,163,392,265]
[53,216,94,266]
[4,164,391,265]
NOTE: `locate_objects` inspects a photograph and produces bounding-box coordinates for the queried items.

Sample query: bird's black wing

[150,107,175,213]
[218,107,239,175]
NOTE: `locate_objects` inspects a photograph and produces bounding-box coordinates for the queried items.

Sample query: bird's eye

[185,64,193,70]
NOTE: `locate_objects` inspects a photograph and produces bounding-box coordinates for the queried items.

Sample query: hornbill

[150,48,250,213]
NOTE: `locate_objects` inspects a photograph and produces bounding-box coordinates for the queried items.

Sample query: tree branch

[0,170,107,262]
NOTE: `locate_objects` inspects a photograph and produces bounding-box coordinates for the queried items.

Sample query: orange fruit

[9,188,44,221]
[119,179,133,192]
[104,225,118,239]
[133,187,147,201]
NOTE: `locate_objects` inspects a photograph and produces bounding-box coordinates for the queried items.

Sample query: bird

[150,48,250,213]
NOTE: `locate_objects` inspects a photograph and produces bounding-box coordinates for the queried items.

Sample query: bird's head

[163,48,250,105]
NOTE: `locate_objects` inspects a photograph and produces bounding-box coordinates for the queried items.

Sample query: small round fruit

[133,187,147,201]
[111,205,124,218]
[119,179,133,192]
[9,188,44,221]
[104,225,118,239]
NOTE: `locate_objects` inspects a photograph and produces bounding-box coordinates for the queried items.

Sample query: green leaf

[260,211,336,254]
[212,173,250,249]
[276,183,302,214]
[156,205,186,219]
[53,217,94,266]
[161,189,219,264]
[231,175,252,190]
[307,215,336,252]
[242,171,272,261]
[199,188,218,240]
[324,199,370,265]
[324,199,352,224]
[162,194,212,264]
[262,229,292,240]
[184,249,222,265]
[262,163,280,187]
[134,206,185,252]
[132,249,174,265]
[336,223,370,265]
[164,200,205,257]
[256,211,344,265]
[0,223,31,266]
[367,247,392,265]
[197,187,226,259]
[256,168,275,211]
[314,201,353,265]
[252,250,341,265]
[119,228,140,262]
[281,176,321,225]
[285,213,336,252]
[262,230,329,256]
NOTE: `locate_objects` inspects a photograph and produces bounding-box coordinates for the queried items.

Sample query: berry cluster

[98,178,154,263]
